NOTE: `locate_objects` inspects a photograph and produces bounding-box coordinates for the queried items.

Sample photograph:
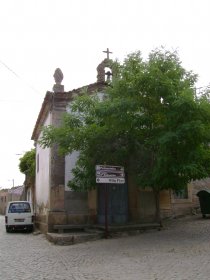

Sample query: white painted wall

[35,113,51,212]
[64,92,105,191]
[26,188,31,202]
[65,151,79,191]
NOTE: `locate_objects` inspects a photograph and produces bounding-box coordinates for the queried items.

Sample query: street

[1,214,210,280]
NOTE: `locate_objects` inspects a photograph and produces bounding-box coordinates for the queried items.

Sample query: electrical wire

[0,58,44,97]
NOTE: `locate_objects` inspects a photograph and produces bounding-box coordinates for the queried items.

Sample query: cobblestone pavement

[1,214,210,280]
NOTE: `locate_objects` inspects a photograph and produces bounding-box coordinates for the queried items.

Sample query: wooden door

[97,183,128,224]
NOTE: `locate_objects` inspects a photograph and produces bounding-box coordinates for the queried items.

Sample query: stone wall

[0,191,8,215]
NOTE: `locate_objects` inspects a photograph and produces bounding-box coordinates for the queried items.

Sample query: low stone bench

[53,224,89,234]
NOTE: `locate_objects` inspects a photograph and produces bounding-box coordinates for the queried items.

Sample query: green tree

[19,149,36,178]
[40,48,210,223]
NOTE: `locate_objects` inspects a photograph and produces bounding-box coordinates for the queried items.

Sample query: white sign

[96,170,124,178]
[96,164,125,184]
[96,165,124,172]
[96,177,125,184]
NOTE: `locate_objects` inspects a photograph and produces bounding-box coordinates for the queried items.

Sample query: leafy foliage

[19,149,36,178]
[40,48,210,194]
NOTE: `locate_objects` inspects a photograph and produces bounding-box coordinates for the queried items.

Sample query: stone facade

[32,81,107,233]
[31,61,208,233]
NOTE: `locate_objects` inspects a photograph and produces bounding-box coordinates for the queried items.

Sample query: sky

[0,0,210,188]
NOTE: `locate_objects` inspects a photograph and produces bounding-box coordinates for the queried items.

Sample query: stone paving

[1,214,210,279]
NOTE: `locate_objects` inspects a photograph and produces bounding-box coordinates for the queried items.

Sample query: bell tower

[97,48,114,83]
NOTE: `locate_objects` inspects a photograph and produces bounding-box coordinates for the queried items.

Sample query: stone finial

[53,68,63,85]
[53,68,64,92]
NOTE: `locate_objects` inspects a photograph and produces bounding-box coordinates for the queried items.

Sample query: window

[8,202,31,213]
[173,185,188,199]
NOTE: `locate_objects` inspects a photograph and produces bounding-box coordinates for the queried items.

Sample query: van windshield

[8,202,31,213]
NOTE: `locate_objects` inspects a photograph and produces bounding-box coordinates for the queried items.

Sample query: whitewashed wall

[64,92,105,192]
[65,151,79,191]
[35,113,51,211]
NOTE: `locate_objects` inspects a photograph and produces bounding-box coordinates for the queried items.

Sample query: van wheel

[6,227,10,233]
[27,226,34,233]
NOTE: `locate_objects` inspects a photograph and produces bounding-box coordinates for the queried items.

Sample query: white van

[5,201,34,232]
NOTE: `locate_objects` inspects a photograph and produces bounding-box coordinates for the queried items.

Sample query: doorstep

[92,222,161,232]
[46,230,104,245]
[46,222,161,246]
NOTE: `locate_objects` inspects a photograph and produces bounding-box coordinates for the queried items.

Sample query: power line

[0,59,20,78]
[0,58,43,96]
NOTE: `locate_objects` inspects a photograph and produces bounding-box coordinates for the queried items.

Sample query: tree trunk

[154,189,162,227]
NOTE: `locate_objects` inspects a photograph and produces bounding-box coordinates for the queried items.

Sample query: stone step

[53,224,90,233]
[48,223,161,245]
[92,223,161,232]
[46,231,103,245]
[53,222,161,233]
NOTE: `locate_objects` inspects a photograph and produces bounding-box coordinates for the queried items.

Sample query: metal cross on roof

[103,48,113,59]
